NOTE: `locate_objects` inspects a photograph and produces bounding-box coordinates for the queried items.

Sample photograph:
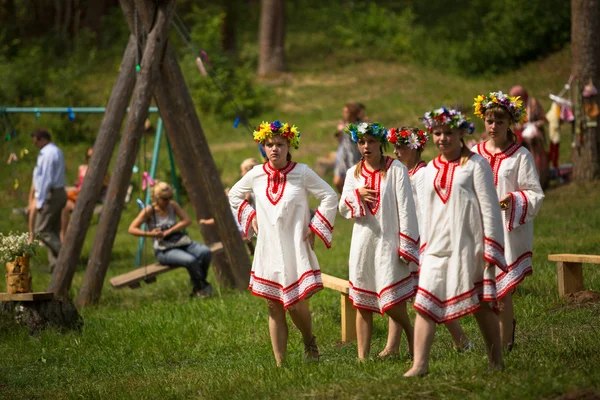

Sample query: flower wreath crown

[421,107,475,134]
[387,127,429,150]
[473,91,528,124]
[344,122,389,147]
[253,120,301,149]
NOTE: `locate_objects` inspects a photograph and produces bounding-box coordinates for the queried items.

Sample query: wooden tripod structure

[48,0,252,308]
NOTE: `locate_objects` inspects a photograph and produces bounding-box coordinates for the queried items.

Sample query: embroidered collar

[263,161,297,205]
[360,157,393,215]
[478,141,520,186]
[408,160,427,177]
[432,155,461,204]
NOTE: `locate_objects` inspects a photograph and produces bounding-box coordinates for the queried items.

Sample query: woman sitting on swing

[128,181,213,298]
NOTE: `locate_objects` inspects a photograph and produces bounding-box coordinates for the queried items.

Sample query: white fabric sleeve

[228,170,256,240]
[304,166,338,248]
[394,165,420,265]
[473,158,508,272]
[505,151,545,232]
[338,167,366,219]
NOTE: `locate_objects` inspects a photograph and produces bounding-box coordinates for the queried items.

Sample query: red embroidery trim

[408,160,427,177]
[359,157,393,215]
[432,155,459,204]
[263,161,297,205]
[477,142,520,186]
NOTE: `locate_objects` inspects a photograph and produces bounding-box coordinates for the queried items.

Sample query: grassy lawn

[1,46,600,399]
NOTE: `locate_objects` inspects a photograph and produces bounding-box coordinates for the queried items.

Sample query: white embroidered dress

[228,162,337,308]
[408,160,428,226]
[473,142,544,298]
[339,157,420,314]
[414,154,507,323]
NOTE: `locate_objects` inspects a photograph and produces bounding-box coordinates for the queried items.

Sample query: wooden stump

[5,254,32,294]
[0,296,83,334]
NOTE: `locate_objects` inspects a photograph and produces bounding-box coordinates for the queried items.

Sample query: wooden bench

[548,254,600,297]
[321,273,356,343]
[110,242,224,289]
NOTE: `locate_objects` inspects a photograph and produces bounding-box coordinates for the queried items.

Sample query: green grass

[1,46,600,399]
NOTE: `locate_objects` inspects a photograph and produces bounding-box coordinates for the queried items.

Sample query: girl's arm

[303,166,338,248]
[228,169,256,239]
[501,151,545,232]
[394,164,420,265]
[473,159,508,272]
[128,206,157,237]
[338,167,366,219]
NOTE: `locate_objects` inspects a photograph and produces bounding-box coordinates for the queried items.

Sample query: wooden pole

[76,0,176,308]
[128,0,252,289]
[47,35,137,299]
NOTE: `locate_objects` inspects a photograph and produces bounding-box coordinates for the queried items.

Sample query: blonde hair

[353,153,387,179]
[459,137,474,166]
[240,158,259,174]
[151,181,174,202]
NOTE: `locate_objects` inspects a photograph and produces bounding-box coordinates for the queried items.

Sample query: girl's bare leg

[379,317,403,357]
[356,309,373,361]
[498,292,515,349]
[473,304,504,370]
[444,320,472,350]
[385,302,414,356]
[404,311,435,377]
[267,300,288,366]
[287,300,318,360]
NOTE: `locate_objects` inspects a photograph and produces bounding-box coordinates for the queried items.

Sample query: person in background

[29,129,67,273]
[128,182,213,298]
[60,147,109,242]
[509,85,549,189]
[333,102,363,193]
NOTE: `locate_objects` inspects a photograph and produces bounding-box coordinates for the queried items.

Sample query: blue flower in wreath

[270,120,283,131]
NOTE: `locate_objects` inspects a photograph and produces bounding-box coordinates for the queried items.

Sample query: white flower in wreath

[408,133,420,149]
[357,122,368,134]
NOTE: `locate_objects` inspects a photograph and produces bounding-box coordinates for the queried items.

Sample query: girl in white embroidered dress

[379,127,472,358]
[339,123,420,361]
[229,123,337,366]
[472,95,544,351]
[405,109,506,377]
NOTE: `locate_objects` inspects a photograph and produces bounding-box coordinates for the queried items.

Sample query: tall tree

[571,0,600,181]
[257,0,285,77]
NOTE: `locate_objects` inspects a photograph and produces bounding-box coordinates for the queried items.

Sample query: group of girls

[228,91,544,374]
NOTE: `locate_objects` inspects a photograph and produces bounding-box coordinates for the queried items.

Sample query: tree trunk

[221,0,237,57]
[257,0,285,76]
[571,0,600,181]
[124,0,252,290]
[76,0,176,308]
[48,35,138,299]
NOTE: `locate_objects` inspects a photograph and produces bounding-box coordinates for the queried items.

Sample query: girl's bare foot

[403,365,429,377]
[377,348,399,359]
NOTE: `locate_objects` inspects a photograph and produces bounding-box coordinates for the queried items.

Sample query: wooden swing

[110,242,224,289]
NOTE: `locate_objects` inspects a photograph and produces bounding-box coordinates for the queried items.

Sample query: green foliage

[178,5,268,121]
[333,3,415,59]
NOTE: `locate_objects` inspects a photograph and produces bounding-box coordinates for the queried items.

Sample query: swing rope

[2,112,21,198]
[171,13,266,158]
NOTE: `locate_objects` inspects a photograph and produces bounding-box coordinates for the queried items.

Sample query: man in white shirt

[29,129,67,273]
